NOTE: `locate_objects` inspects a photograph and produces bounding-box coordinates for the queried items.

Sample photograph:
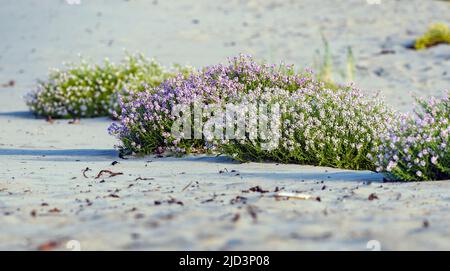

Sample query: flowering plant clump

[25,53,192,118]
[110,54,395,171]
[372,93,450,181]
[218,86,395,170]
[109,54,315,155]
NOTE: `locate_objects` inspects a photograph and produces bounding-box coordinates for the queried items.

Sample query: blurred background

[0,0,449,111]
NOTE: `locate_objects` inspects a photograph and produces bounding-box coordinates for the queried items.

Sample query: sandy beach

[0,0,449,250]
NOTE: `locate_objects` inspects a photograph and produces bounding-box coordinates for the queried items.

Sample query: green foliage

[372,94,450,181]
[25,53,192,118]
[219,86,394,171]
[414,23,450,50]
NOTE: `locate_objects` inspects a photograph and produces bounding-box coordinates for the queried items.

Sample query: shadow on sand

[0,149,383,182]
[0,111,37,119]
[146,155,240,164]
[241,171,383,182]
[148,155,383,182]
[0,148,118,158]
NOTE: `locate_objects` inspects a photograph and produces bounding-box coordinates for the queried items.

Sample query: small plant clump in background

[414,23,450,50]
[25,53,192,118]
[372,93,449,181]
[313,34,356,88]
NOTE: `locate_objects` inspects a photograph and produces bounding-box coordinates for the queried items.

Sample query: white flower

[431,156,438,165]
[386,160,397,172]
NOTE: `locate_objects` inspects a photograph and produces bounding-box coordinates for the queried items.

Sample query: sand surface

[0,0,449,250]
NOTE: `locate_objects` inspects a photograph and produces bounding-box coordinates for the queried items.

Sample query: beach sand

[0,0,449,250]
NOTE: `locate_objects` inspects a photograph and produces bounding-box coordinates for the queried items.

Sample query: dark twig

[95,170,123,179]
[82,167,91,178]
